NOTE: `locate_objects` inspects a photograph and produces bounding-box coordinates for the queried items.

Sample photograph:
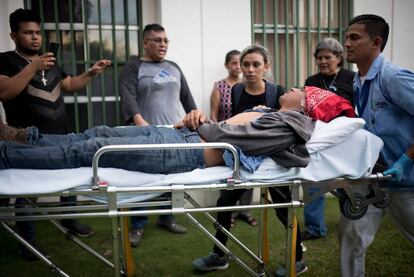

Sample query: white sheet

[0,124,383,202]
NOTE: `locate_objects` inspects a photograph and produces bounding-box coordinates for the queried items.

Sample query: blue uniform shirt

[354,54,414,190]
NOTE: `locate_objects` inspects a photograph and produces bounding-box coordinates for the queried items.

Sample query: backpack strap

[264,81,277,109]
[231,83,245,115]
[264,81,284,109]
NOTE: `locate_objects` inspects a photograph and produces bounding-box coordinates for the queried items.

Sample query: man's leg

[35,125,154,146]
[303,191,327,240]
[129,214,148,247]
[15,198,49,261]
[386,191,414,244]
[0,127,205,173]
[60,196,94,238]
[339,204,383,277]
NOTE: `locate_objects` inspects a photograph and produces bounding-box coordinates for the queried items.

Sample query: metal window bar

[110,0,120,125]
[68,0,80,131]
[25,0,142,132]
[97,0,107,124]
[252,0,353,89]
[284,0,289,87]
[273,0,279,85]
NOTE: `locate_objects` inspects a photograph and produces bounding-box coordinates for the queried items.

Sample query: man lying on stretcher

[0,86,390,275]
[0,86,354,172]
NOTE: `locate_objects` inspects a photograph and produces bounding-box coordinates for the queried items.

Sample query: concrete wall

[0,1,23,123]
[0,1,23,52]
[353,0,414,71]
[147,0,251,114]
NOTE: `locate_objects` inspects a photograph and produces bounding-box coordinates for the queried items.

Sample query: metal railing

[251,0,353,88]
[25,0,143,132]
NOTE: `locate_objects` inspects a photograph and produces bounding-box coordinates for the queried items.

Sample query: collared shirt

[354,54,414,189]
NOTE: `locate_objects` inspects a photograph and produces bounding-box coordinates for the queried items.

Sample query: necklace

[321,71,338,92]
[14,50,47,86]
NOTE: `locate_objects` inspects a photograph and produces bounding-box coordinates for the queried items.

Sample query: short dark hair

[9,8,41,33]
[224,50,240,64]
[349,14,389,51]
[143,23,165,38]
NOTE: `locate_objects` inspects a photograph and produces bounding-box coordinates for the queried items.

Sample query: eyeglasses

[146,38,170,44]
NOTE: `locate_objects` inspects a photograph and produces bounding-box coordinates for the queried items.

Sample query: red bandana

[304,86,356,122]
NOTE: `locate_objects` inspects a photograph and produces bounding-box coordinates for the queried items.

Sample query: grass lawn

[0,197,413,276]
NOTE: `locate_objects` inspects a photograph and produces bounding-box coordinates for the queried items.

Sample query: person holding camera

[0,8,110,261]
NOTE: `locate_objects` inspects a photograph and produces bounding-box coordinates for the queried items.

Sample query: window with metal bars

[25,0,142,132]
[251,0,353,89]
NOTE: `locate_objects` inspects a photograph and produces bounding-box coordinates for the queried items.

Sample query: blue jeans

[303,187,327,237]
[0,126,205,173]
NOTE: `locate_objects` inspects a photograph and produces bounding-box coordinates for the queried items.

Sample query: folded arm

[174,109,263,130]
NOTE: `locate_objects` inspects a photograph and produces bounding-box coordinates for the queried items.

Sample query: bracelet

[87,68,97,78]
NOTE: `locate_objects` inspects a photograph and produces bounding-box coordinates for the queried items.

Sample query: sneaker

[275,260,308,277]
[61,219,95,238]
[301,230,323,241]
[0,122,27,143]
[18,242,51,261]
[301,242,307,253]
[192,253,229,272]
[157,219,187,234]
[129,228,144,247]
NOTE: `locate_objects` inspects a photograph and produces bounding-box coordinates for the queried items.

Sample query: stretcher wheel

[373,188,392,209]
[341,193,368,220]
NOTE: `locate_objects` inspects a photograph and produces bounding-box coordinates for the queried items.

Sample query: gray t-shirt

[119,59,196,125]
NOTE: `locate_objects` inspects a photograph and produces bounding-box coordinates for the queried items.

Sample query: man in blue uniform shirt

[340,14,414,277]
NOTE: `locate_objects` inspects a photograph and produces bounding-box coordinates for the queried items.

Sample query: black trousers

[213,186,303,261]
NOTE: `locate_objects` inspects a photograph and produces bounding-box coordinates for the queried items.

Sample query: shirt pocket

[372,100,399,136]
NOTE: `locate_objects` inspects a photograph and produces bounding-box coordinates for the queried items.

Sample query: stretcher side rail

[0,174,391,222]
[91,142,241,190]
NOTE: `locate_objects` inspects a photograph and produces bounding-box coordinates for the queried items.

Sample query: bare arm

[210,85,220,122]
[174,110,263,130]
[61,59,111,92]
[0,53,55,101]
[224,111,263,125]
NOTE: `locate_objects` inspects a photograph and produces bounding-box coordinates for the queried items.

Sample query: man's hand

[88,59,112,77]
[383,153,412,182]
[174,109,207,130]
[30,53,56,71]
[133,113,149,126]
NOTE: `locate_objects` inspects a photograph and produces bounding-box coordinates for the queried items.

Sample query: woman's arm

[210,85,220,122]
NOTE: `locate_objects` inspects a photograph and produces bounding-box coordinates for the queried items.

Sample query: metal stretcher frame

[0,142,391,276]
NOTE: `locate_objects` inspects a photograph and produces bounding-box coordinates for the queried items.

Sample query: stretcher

[0,117,392,276]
